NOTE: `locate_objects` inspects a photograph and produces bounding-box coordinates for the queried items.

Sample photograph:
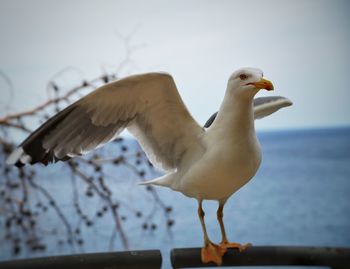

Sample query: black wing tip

[7,104,77,168]
[7,143,71,168]
[14,161,25,168]
[11,151,70,167]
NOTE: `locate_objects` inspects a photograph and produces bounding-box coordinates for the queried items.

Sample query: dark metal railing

[171,246,350,268]
[0,246,349,269]
[0,250,162,269]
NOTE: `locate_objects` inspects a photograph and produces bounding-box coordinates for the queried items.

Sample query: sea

[1,127,350,269]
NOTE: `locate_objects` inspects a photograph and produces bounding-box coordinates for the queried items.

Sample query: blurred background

[0,0,349,268]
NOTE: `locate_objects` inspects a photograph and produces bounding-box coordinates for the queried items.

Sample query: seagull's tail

[139,173,175,188]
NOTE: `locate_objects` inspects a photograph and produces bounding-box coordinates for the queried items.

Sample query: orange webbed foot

[220,241,252,252]
[201,241,227,265]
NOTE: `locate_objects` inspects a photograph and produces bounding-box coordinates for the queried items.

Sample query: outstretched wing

[253,96,293,119]
[7,73,205,171]
[204,96,293,128]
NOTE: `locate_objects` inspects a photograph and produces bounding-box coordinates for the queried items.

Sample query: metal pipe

[171,246,350,268]
[0,250,162,269]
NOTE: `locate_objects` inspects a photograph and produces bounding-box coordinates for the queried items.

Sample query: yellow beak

[249,78,274,91]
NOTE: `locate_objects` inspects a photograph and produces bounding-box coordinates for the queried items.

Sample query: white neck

[208,86,256,139]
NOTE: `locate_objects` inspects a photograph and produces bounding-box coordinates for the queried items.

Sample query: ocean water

[1,127,350,268]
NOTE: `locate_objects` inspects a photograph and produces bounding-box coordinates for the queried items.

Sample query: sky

[0,0,350,130]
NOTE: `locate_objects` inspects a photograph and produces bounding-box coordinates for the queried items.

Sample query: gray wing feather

[204,96,292,128]
[7,72,204,171]
[253,96,293,119]
[204,112,218,128]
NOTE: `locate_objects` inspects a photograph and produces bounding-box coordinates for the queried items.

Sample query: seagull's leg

[198,200,226,265]
[217,202,251,251]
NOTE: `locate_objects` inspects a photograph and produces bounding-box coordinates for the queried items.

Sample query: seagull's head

[227,68,274,99]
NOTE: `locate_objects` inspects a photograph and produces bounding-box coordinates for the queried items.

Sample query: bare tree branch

[0,37,174,257]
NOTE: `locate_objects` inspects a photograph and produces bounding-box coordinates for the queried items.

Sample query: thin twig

[26,177,75,244]
[0,73,115,124]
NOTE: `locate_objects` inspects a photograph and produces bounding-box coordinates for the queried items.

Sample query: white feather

[6,147,30,165]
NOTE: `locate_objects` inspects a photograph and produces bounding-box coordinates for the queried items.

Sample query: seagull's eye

[239,74,248,80]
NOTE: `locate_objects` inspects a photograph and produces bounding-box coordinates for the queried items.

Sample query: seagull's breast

[176,131,262,201]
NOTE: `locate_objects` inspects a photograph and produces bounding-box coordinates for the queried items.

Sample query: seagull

[7,68,292,265]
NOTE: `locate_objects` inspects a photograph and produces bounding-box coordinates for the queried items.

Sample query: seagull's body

[7,68,292,265]
[147,98,262,202]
